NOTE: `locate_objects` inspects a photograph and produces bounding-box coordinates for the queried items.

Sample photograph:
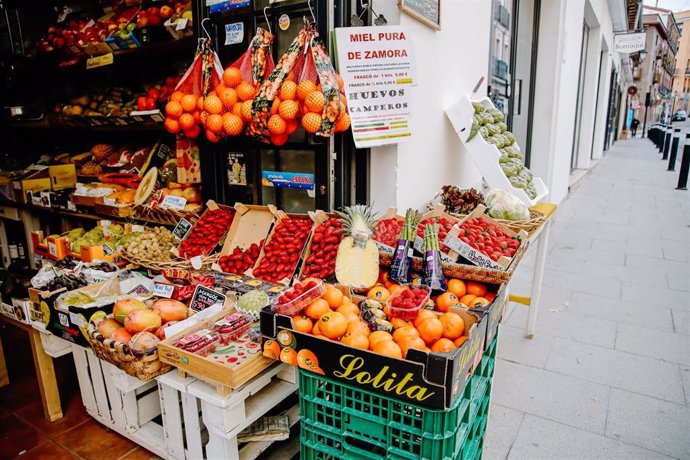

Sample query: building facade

[672,10,690,113]
[634,6,680,128]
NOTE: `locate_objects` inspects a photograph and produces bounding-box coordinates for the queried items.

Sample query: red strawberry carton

[213,203,276,275]
[298,211,343,281]
[372,208,405,255]
[444,205,527,270]
[174,200,235,260]
[413,204,461,263]
[250,209,316,285]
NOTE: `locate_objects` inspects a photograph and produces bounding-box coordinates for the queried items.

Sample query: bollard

[657,126,666,151]
[667,128,687,171]
[668,129,682,171]
[677,134,690,190]
[651,126,658,146]
[663,128,672,157]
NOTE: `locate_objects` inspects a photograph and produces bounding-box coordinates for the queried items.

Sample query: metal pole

[668,128,681,170]
[662,128,672,157]
[677,134,690,190]
[643,92,650,138]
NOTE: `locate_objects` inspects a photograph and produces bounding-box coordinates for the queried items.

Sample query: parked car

[672,111,687,122]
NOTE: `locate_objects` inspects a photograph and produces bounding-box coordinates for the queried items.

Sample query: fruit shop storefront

[0,0,557,459]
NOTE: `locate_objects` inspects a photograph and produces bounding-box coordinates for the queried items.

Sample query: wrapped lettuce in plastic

[497,122,508,133]
[509,175,528,189]
[489,109,505,123]
[485,189,530,220]
[486,123,500,135]
[504,145,523,159]
[500,157,523,177]
[480,112,494,125]
[479,126,490,140]
[473,102,485,113]
[525,182,537,199]
[517,167,533,183]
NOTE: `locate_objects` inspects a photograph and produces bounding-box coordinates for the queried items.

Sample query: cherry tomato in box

[301,217,343,280]
[253,218,312,283]
[179,208,235,259]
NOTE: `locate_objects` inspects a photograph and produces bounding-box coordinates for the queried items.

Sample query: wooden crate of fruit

[158,307,273,396]
[214,203,276,275]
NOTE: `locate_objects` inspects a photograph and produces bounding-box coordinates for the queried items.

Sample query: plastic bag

[202,28,275,143]
[500,157,523,177]
[164,38,223,140]
[250,23,348,144]
[485,189,530,221]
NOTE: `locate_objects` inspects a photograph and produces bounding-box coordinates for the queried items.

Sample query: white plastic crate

[445,95,549,206]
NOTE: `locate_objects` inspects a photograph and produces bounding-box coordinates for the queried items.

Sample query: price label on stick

[189,285,226,313]
[173,218,193,241]
[153,283,174,299]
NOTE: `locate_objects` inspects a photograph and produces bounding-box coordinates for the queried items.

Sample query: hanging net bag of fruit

[202,28,276,142]
[164,38,223,140]
[246,26,311,145]
[294,24,349,138]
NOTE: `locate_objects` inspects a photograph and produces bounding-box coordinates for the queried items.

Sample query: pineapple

[335,205,380,289]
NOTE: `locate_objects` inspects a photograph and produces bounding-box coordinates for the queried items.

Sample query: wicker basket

[121,250,220,272]
[132,205,200,226]
[87,320,172,381]
[379,239,529,285]
[427,203,546,238]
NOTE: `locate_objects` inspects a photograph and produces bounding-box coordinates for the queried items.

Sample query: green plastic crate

[299,332,498,460]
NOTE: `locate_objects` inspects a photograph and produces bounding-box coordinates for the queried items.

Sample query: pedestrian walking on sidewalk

[631,118,640,137]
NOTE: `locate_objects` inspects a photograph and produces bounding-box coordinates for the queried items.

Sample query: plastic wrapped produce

[485,189,530,221]
[499,157,523,177]
[489,108,505,122]
[497,122,507,133]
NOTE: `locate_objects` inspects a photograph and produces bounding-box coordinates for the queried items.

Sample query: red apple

[53,37,66,48]
[175,2,185,15]
[146,97,156,110]
[147,15,161,26]
[160,5,174,19]
[136,16,149,28]
[147,7,160,16]
[137,96,148,111]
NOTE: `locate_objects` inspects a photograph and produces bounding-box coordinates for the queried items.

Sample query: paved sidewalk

[485,138,690,459]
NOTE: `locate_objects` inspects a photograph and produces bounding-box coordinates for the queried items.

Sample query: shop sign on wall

[335,26,417,148]
[261,171,315,191]
[613,32,646,53]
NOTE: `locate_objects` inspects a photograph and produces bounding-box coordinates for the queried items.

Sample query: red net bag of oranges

[200,28,275,143]
[164,38,223,140]
[247,24,350,145]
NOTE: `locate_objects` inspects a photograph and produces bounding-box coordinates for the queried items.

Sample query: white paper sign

[613,32,646,53]
[160,195,187,210]
[224,22,244,45]
[153,283,175,298]
[335,26,417,148]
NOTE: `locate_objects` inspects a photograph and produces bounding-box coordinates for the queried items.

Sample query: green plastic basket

[299,332,498,460]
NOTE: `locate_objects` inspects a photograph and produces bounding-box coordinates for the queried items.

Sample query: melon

[134,167,158,205]
[129,331,160,352]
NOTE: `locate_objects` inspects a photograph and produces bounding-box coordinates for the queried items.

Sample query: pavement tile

[625,254,686,273]
[506,305,617,348]
[606,389,690,459]
[549,247,626,266]
[483,404,524,460]
[662,240,690,262]
[682,367,690,405]
[672,309,690,335]
[583,260,667,284]
[615,322,690,366]
[568,292,675,332]
[591,238,664,258]
[545,338,686,404]
[621,283,690,311]
[508,414,673,460]
[666,271,689,292]
[496,325,556,368]
[492,359,609,433]
[542,269,622,299]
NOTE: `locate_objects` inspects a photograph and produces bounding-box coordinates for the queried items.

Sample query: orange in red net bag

[164,38,223,140]
[248,23,350,145]
[199,28,275,143]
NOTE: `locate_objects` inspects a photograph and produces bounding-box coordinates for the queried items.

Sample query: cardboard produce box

[413,204,461,263]
[444,205,527,270]
[466,284,508,350]
[0,299,31,324]
[214,203,277,271]
[372,207,405,256]
[260,304,487,410]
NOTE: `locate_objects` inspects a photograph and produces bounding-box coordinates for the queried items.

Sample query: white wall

[368,0,491,213]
